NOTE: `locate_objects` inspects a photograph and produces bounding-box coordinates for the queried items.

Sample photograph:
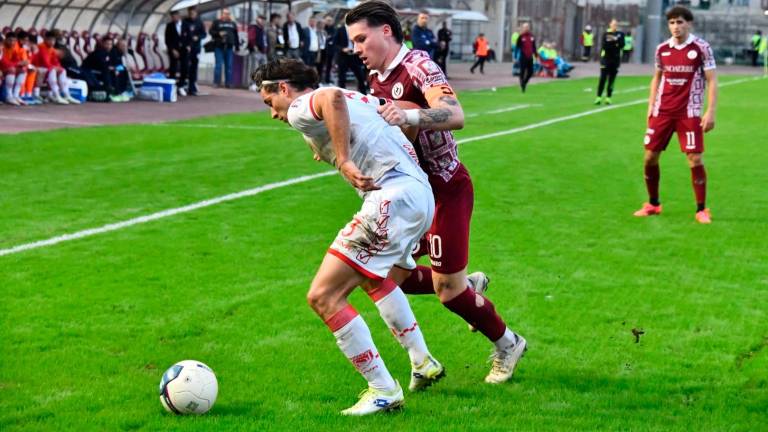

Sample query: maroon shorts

[412,163,474,274]
[644,116,704,153]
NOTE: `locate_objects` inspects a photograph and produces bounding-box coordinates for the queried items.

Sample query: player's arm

[378,84,464,131]
[701,69,717,132]
[313,89,380,191]
[646,69,662,119]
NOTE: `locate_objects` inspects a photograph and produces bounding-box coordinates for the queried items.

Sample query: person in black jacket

[594,19,625,105]
[82,37,124,101]
[282,12,304,60]
[184,6,206,95]
[333,24,366,93]
[317,15,336,84]
[165,10,189,95]
[210,8,239,87]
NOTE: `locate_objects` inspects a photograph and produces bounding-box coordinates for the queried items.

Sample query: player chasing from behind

[635,6,717,224]
[345,0,527,385]
[253,59,442,416]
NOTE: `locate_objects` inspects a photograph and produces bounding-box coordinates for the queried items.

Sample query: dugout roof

[1,0,289,36]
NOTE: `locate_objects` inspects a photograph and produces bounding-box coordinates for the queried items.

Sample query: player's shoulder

[655,40,669,53]
[402,49,446,82]
[691,36,712,51]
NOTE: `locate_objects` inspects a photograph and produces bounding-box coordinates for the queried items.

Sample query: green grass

[1,75,767,431]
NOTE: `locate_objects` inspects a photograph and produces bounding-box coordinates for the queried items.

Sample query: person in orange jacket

[34,30,80,104]
[470,33,489,74]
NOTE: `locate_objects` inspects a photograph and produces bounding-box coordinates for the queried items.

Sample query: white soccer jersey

[287,87,428,192]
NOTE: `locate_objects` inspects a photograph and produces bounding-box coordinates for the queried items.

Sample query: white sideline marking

[0,76,759,258]
[0,116,97,126]
[152,123,288,131]
[466,104,539,118]
[0,171,336,257]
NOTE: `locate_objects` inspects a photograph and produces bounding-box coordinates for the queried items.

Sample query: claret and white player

[252,59,445,416]
[345,0,527,384]
[634,6,718,223]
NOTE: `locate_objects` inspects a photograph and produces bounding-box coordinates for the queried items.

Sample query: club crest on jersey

[392,83,404,99]
[687,50,698,60]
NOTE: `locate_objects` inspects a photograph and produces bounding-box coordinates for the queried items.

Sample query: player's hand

[339,160,380,192]
[701,111,715,132]
[313,152,321,162]
[377,103,407,126]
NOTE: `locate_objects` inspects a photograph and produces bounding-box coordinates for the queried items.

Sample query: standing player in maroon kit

[345,1,526,385]
[634,6,718,224]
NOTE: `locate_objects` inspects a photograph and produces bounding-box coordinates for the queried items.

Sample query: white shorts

[328,172,434,280]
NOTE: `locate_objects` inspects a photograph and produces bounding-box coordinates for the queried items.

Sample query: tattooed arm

[379,91,465,131]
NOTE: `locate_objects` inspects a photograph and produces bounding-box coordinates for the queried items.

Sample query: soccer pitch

[1,75,766,431]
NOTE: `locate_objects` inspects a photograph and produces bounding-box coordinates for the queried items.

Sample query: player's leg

[58,68,79,104]
[358,178,443,392]
[596,67,608,103]
[636,116,674,216]
[430,167,526,383]
[3,69,19,105]
[605,66,618,102]
[308,253,402,415]
[45,68,62,103]
[677,118,709,222]
[12,67,27,104]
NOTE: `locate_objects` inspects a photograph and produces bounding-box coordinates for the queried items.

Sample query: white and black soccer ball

[159,360,218,415]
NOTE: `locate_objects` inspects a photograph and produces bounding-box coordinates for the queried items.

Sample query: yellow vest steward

[582,32,594,47]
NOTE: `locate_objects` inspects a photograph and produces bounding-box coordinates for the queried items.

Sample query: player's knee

[306,285,330,314]
[687,153,703,167]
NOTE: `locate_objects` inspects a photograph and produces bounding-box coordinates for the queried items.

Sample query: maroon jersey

[516,31,537,59]
[652,34,716,119]
[369,47,460,182]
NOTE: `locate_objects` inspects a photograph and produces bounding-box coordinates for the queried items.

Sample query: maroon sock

[443,287,506,342]
[691,165,707,210]
[644,164,660,205]
[399,265,435,295]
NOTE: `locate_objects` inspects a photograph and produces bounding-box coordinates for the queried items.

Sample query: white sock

[4,75,15,98]
[12,73,25,98]
[332,311,396,391]
[47,71,60,97]
[33,86,40,98]
[370,282,431,366]
[494,328,521,351]
[58,69,70,96]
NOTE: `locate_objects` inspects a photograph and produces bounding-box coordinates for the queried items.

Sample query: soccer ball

[159,360,218,414]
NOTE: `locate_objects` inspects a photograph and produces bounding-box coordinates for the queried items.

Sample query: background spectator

[282,12,303,60]
[184,6,206,95]
[580,25,593,61]
[751,30,762,66]
[436,21,451,76]
[412,11,436,58]
[303,16,319,67]
[82,37,127,101]
[470,33,488,74]
[318,15,335,85]
[622,30,633,63]
[516,22,538,92]
[165,10,189,96]
[267,13,283,61]
[248,15,268,70]
[334,23,366,93]
[34,29,78,104]
[209,8,238,88]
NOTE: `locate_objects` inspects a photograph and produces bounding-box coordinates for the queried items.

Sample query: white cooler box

[68,79,88,103]
[142,77,177,103]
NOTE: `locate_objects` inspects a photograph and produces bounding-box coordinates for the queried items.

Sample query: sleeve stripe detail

[309,94,321,121]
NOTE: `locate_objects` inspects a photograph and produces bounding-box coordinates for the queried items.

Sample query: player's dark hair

[345,0,404,44]
[45,29,60,40]
[665,6,694,22]
[16,31,29,40]
[269,13,281,22]
[252,59,319,93]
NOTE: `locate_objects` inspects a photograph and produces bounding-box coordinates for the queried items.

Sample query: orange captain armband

[424,84,457,104]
